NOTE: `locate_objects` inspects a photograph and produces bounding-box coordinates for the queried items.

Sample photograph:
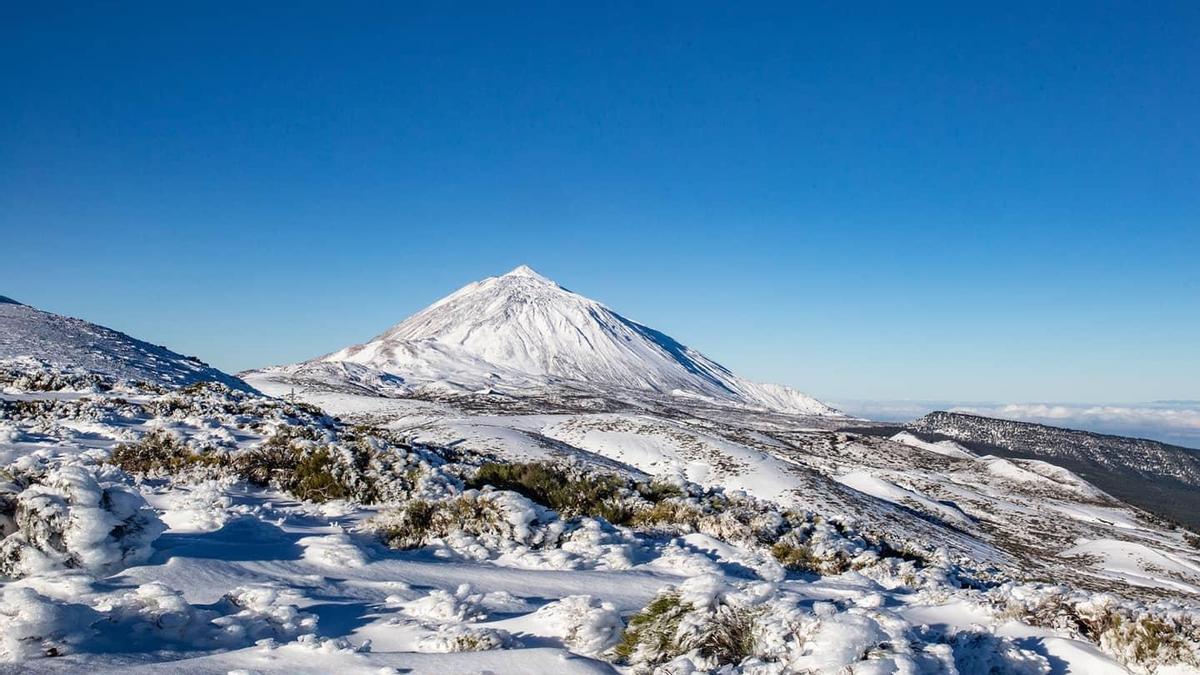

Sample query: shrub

[636,480,685,503]
[290,448,349,503]
[532,595,624,657]
[1006,590,1200,672]
[630,500,705,531]
[416,625,513,652]
[469,462,636,525]
[110,430,222,476]
[109,418,432,506]
[0,464,165,579]
[613,591,690,666]
[371,490,547,550]
[693,603,759,665]
[374,499,442,550]
[771,541,823,573]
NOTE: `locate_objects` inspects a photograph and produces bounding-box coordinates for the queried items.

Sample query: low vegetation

[613,588,761,670]
[109,430,220,476]
[468,461,638,524]
[110,424,427,504]
[613,591,690,666]
[998,589,1200,673]
[1185,532,1200,550]
[370,490,544,550]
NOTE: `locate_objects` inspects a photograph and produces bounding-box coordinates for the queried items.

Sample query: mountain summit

[251,266,838,415]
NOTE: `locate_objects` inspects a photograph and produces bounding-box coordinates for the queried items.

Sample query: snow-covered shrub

[416,624,513,653]
[228,423,437,505]
[370,489,555,550]
[109,429,221,476]
[404,584,488,623]
[90,582,319,654]
[97,582,214,647]
[0,464,165,579]
[770,540,829,574]
[109,416,435,506]
[614,589,693,667]
[533,595,624,657]
[629,499,707,531]
[1185,531,1200,550]
[210,586,318,644]
[996,585,1200,673]
[0,358,113,393]
[298,533,369,568]
[469,461,642,524]
[0,586,99,661]
[614,576,933,672]
[613,582,766,670]
[769,527,858,576]
[160,479,235,533]
[944,631,1051,674]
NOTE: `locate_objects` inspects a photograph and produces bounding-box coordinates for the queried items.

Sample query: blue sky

[2,3,1198,410]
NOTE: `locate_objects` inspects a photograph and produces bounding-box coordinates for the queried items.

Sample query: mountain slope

[249,266,837,415]
[0,296,253,392]
[908,410,1200,529]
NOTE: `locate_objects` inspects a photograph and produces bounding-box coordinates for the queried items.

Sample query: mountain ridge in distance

[901,410,1200,529]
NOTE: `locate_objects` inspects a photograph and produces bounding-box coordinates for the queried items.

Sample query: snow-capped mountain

[0,295,253,392]
[249,266,838,416]
[5,289,1200,673]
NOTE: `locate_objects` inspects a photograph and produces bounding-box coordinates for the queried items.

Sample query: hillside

[0,296,253,393]
[909,410,1200,529]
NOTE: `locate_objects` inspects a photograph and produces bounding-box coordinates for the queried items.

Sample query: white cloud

[947,402,1200,447]
[833,399,1200,448]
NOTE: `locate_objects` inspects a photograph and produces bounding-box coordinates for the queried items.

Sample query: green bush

[373,499,439,549]
[290,448,349,502]
[630,500,705,530]
[694,604,759,665]
[109,430,223,476]
[469,462,636,525]
[613,591,690,665]
[770,541,823,573]
[371,493,521,549]
[233,428,355,503]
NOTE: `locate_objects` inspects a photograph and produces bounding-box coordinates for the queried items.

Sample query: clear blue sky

[2,2,1197,404]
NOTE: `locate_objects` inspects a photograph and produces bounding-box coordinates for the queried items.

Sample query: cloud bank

[834,399,1200,449]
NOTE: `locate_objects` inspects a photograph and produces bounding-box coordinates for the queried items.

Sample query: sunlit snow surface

[3,381,1183,673]
[3,342,1200,675]
[248,266,838,416]
[0,299,252,393]
[4,280,1200,672]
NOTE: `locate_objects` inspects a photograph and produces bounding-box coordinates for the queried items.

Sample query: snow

[0,302,252,393]
[247,265,838,416]
[0,463,166,578]
[1063,539,1200,594]
[890,431,976,459]
[0,378,1196,673]
[4,277,1200,673]
[835,469,974,527]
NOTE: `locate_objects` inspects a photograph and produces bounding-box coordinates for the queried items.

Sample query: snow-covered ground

[266,387,1200,604]
[3,272,1199,673]
[4,365,1198,673]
